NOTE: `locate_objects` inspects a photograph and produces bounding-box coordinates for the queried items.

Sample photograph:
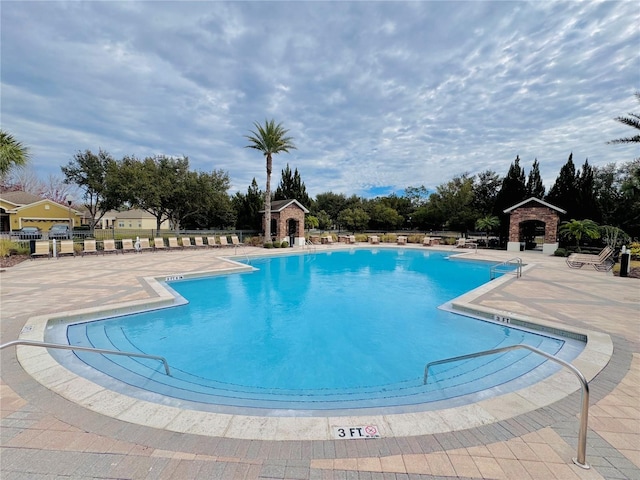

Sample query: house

[0,191,83,233]
[259,199,309,246]
[97,209,171,230]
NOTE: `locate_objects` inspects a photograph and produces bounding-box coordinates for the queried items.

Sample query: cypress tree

[546,153,578,218]
[577,159,600,222]
[526,159,546,199]
[493,155,528,241]
[274,164,311,208]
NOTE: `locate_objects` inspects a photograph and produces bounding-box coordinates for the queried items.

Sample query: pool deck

[1,244,638,479]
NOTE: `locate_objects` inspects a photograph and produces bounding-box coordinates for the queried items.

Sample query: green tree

[607,92,640,145]
[314,192,348,226]
[493,156,527,240]
[245,119,296,243]
[473,170,502,217]
[232,178,263,230]
[367,202,404,231]
[61,149,122,231]
[176,170,234,229]
[315,210,332,230]
[428,174,477,231]
[475,215,500,235]
[559,219,600,252]
[273,164,311,208]
[337,207,369,233]
[0,130,30,177]
[526,159,545,199]
[546,153,578,218]
[577,159,599,222]
[305,215,319,230]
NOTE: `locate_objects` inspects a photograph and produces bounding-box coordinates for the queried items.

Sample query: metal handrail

[423,344,590,469]
[1,340,171,376]
[490,257,522,279]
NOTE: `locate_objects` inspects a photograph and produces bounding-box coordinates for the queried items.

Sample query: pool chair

[193,237,206,248]
[138,238,153,252]
[321,234,334,245]
[206,236,219,248]
[230,234,244,247]
[369,235,380,244]
[58,240,75,257]
[397,235,407,245]
[166,237,181,249]
[82,239,99,256]
[566,246,614,271]
[181,237,196,248]
[456,238,478,249]
[31,240,51,259]
[102,239,118,254]
[347,235,356,244]
[121,238,136,253]
[218,236,231,247]
[153,237,167,251]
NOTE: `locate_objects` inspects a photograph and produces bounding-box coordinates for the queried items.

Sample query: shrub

[553,248,568,257]
[381,233,397,243]
[280,241,289,248]
[0,239,14,257]
[629,242,640,260]
[263,242,273,249]
[355,234,368,242]
[271,241,280,248]
[408,234,423,244]
[247,236,263,247]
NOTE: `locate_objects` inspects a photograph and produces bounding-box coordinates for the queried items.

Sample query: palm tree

[608,92,640,145]
[245,119,296,244]
[559,219,600,252]
[475,215,500,245]
[0,130,30,177]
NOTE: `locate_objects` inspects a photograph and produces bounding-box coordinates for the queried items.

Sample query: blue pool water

[65,249,580,412]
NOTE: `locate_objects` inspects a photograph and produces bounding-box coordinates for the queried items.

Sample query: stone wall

[508,206,560,242]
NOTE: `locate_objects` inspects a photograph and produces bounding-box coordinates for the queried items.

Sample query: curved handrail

[423,344,590,469]
[1,340,171,376]
[490,257,522,279]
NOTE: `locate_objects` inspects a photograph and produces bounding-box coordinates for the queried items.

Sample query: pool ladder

[424,344,590,469]
[0,340,172,375]
[490,257,523,280]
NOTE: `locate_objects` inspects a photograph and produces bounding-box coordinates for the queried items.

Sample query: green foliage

[367,203,404,230]
[546,153,578,217]
[427,174,477,231]
[271,240,281,248]
[280,241,289,248]
[494,156,527,220]
[559,219,600,252]
[0,130,30,176]
[599,225,630,249]
[475,215,500,233]
[274,164,311,208]
[553,248,569,257]
[0,239,15,257]
[337,207,370,233]
[608,92,640,145]
[629,242,640,259]
[245,119,296,241]
[305,215,319,230]
[233,178,263,230]
[526,159,545,198]
[264,242,274,248]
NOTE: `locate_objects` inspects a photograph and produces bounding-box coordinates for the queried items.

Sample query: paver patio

[1,244,638,479]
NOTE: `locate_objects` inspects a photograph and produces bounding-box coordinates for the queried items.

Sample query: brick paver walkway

[1,245,638,479]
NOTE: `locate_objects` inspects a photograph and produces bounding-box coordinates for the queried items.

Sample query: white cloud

[1,1,638,198]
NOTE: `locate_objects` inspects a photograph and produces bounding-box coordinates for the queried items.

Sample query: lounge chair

[103,239,118,254]
[138,238,153,252]
[321,234,334,244]
[193,237,206,248]
[347,235,356,244]
[230,235,244,247]
[121,238,136,253]
[31,240,51,259]
[82,239,98,256]
[206,236,219,248]
[397,235,407,245]
[58,240,75,257]
[181,237,195,248]
[369,235,380,244]
[153,237,167,251]
[167,237,181,249]
[218,236,231,247]
[566,246,614,271]
[456,238,478,249]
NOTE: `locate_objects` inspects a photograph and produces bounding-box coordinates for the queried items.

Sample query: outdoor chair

[206,236,219,248]
[31,240,51,259]
[153,237,167,251]
[181,237,195,248]
[138,238,153,252]
[369,235,380,244]
[103,239,118,254]
[218,236,231,247]
[230,235,244,247]
[167,237,181,249]
[321,234,334,244]
[456,238,478,249]
[121,238,136,253]
[82,239,98,256]
[397,236,407,245]
[193,237,206,248]
[58,240,75,257]
[566,246,614,271]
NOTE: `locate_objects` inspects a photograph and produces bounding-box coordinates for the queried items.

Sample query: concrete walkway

[1,245,638,479]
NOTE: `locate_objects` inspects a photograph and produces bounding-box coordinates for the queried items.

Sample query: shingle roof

[0,191,44,206]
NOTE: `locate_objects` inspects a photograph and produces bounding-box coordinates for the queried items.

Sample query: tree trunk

[264,153,272,243]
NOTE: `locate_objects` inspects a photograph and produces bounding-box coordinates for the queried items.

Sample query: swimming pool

[62,249,583,414]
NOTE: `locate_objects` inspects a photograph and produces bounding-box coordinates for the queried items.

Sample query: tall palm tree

[245,119,296,244]
[0,130,30,177]
[608,92,640,145]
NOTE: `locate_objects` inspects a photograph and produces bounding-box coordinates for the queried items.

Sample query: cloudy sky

[2,1,639,198]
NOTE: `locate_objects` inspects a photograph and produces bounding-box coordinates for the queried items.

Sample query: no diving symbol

[364,425,378,436]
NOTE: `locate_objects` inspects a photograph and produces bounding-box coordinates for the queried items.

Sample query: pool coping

[15,249,613,441]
